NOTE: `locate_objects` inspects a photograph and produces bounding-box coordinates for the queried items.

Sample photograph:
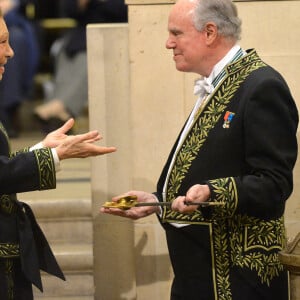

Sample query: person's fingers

[76,144,116,157]
[96,146,117,154]
[83,134,102,143]
[72,130,101,144]
[101,207,143,220]
[56,118,75,134]
[55,130,116,159]
[56,144,116,160]
[111,193,134,202]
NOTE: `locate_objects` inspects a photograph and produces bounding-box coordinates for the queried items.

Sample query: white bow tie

[193,78,214,96]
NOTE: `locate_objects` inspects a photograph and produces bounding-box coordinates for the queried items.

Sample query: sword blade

[134,201,224,207]
[134,201,171,207]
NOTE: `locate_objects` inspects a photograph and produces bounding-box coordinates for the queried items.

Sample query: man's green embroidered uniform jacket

[0,124,64,294]
[156,50,298,300]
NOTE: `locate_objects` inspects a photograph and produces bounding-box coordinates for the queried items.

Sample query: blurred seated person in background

[34,0,128,133]
[0,0,39,137]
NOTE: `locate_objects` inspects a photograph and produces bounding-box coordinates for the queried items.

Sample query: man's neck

[204,39,237,77]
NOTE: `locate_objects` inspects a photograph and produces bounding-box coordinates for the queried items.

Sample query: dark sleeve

[207,71,298,220]
[0,148,56,194]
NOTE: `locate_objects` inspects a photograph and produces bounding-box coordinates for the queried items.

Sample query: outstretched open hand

[42,119,78,148]
[42,118,116,160]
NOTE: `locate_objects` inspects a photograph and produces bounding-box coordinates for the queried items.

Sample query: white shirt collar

[206,44,242,85]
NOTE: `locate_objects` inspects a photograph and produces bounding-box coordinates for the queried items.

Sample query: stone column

[87,24,137,299]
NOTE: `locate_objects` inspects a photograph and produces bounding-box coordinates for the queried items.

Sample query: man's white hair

[191,0,242,41]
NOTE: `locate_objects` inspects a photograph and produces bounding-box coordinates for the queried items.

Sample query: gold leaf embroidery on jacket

[0,243,20,258]
[0,122,8,139]
[213,219,232,300]
[163,52,266,225]
[228,215,285,286]
[33,148,56,190]
[211,180,285,296]
[209,177,238,219]
[0,195,17,214]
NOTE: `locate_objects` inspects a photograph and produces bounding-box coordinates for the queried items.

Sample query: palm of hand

[42,118,74,148]
[43,131,68,148]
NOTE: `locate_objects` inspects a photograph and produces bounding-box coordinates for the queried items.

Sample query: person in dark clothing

[0,7,116,298]
[34,0,128,133]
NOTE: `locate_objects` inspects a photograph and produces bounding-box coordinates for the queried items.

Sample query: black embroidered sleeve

[33,148,56,190]
[206,177,238,219]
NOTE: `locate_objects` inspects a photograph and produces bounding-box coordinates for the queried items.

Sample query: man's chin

[175,65,189,73]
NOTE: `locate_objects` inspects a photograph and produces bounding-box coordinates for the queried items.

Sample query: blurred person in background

[0,0,40,137]
[34,0,128,133]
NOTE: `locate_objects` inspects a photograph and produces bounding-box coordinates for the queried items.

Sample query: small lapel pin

[223,111,235,128]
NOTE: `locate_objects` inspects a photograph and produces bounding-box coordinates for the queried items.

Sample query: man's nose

[166,37,175,49]
[7,44,14,59]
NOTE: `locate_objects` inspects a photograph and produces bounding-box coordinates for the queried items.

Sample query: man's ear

[204,22,218,45]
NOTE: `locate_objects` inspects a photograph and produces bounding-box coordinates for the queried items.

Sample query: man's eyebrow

[169,27,182,34]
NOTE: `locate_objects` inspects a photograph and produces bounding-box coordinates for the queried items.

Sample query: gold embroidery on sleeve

[33,148,56,190]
